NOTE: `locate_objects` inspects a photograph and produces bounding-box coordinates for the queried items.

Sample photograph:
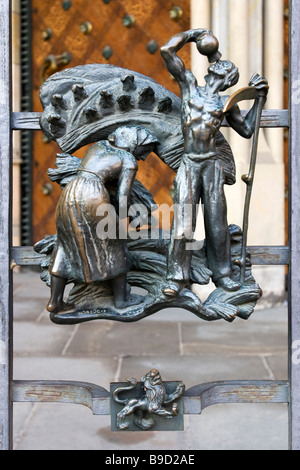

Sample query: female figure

[47,126,158,313]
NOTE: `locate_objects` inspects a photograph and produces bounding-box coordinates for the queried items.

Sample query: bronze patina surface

[35,29,268,325]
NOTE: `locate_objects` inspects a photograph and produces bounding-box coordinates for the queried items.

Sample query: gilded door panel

[31,0,191,242]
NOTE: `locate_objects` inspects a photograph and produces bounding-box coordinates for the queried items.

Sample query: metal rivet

[123,14,135,28]
[147,40,159,54]
[62,0,72,10]
[102,46,113,60]
[42,135,51,144]
[169,6,183,21]
[80,21,93,35]
[42,28,52,41]
[42,183,53,196]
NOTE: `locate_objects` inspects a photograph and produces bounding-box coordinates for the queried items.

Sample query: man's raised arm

[160,29,211,84]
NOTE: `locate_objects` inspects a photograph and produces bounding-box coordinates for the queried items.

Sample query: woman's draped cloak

[49,141,137,283]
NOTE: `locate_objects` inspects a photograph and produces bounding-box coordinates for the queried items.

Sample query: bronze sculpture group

[35,28,268,325]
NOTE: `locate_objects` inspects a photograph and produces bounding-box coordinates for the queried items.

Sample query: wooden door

[30,0,191,243]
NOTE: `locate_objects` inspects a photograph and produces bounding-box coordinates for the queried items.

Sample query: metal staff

[224,87,265,285]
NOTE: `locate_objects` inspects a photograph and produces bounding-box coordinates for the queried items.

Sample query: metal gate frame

[1,0,299,451]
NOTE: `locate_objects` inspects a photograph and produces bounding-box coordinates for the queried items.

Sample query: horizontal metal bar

[11,246,45,267]
[223,109,289,128]
[184,380,289,414]
[248,245,289,265]
[11,245,290,268]
[13,379,288,416]
[13,380,110,415]
[11,109,289,131]
[12,112,41,130]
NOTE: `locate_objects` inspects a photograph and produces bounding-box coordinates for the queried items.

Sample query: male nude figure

[160,29,268,295]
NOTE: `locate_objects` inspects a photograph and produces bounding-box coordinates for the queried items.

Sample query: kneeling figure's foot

[47,300,64,314]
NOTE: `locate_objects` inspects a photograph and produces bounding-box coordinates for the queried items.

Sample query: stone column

[190,0,211,85]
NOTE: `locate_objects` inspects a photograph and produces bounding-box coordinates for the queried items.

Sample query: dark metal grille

[20,0,33,246]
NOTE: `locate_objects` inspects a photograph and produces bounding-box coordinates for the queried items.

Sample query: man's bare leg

[162,235,192,297]
[202,162,241,292]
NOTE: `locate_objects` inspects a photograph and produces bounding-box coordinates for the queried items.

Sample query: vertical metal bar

[288,0,300,451]
[0,0,13,451]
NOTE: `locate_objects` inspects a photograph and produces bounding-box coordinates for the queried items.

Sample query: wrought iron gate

[0,0,299,450]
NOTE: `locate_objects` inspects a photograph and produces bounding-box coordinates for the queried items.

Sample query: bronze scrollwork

[35,28,268,325]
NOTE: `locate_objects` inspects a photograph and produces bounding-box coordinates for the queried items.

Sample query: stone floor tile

[119,354,272,389]
[264,353,288,380]
[183,404,288,450]
[10,270,290,450]
[13,321,76,357]
[13,357,119,385]
[66,320,180,357]
[13,298,48,322]
[12,401,288,450]
[181,316,288,355]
